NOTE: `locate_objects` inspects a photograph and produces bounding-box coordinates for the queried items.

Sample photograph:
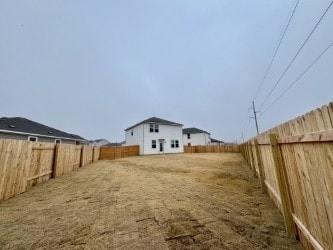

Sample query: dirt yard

[0,153,302,249]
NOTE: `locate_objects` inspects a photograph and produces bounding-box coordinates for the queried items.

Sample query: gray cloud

[1,0,332,143]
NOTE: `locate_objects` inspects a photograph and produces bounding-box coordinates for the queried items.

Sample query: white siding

[95,139,110,147]
[125,123,183,155]
[125,124,144,155]
[183,133,211,146]
[142,124,183,155]
[211,141,223,146]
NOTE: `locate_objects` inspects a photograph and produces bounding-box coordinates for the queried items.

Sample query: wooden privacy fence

[0,139,100,202]
[240,102,333,250]
[184,145,240,153]
[99,145,139,160]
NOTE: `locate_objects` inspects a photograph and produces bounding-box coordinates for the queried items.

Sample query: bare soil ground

[0,153,302,249]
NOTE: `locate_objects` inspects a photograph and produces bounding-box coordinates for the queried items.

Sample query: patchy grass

[0,153,302,249]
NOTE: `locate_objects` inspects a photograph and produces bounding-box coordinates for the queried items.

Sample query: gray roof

[103,142,122,147]
[95,139,109,143]
[183,127,210,135]
[125,117,183,131]
[0,117,86,141]
[211,138,224,143]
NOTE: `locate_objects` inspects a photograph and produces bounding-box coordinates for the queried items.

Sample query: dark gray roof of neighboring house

[125,117,183,131]
[211,138,224,143]
[103,142,122,147]
[0,117,86,141]
[95,139,109,142]
[183,127,210,135]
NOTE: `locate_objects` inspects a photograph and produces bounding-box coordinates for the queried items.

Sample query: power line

[253,0,299,101]
[252,101,260,135]
[242,117,251,142]
[240,106,252,142]
[262,40,333,115]
[258,0,333,110]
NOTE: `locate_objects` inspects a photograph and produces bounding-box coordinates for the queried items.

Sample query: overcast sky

[1,0,332,143]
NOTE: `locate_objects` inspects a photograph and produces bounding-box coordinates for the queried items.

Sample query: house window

[152,140,157,149]
[131,130,133,136]
[28,136,38,142]
[171,140,179,148]
[188,143,191,146]
[149,124,159,133]
[55,139,61,144]
[187,134,191,139]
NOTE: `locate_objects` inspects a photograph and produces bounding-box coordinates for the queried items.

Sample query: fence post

[254,139,267,193]
[80,146,84,167]
[246,142,251,166]
[52,143,60,178]
[248,141,257,178]
[269,134,296,238]
[245,142,250,164]
[92,147,96,162]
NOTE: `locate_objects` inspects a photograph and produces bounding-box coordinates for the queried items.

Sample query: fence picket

[241,102,333,249]
[0,140,100,202]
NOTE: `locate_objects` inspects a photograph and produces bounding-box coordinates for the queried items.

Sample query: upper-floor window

[55,139,61,144]
[131,130,134,136]
[187,134,191,139]
[149,124,159,133]
[171,140,179,148]
[28,136,38,142]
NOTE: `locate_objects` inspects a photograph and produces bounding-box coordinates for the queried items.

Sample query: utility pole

[252,101,260,135]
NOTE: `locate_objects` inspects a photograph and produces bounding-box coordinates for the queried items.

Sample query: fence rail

[99,145,139,160]
[184,145,240,153]
[0,140,100,202]
[241,102,333,250]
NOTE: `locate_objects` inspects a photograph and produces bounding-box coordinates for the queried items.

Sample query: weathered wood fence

[184,145,240,153]
[0,139,100,202]
[99,145,139,160]
[240,102,333,250]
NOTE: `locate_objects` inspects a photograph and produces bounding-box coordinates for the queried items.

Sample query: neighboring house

[0,117,86,144]
[87,140,96,146]
[103,142,122,147]
[223,142,238,146]
[125,117,184,155]
[183,127,211,146]
[90,139,110,147]
[211,138,224,146]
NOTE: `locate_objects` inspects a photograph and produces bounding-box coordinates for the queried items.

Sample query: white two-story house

[125,117,184,155]
[183,127,211,146]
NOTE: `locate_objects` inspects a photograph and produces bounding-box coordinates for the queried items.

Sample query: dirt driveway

[0,153,302,249]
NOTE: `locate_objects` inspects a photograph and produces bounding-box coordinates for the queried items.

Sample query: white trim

[152,139,157,149]
[0,129,86,142]
[28,136,38,142]
[55,139,61,144]
[170,139,180,148]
